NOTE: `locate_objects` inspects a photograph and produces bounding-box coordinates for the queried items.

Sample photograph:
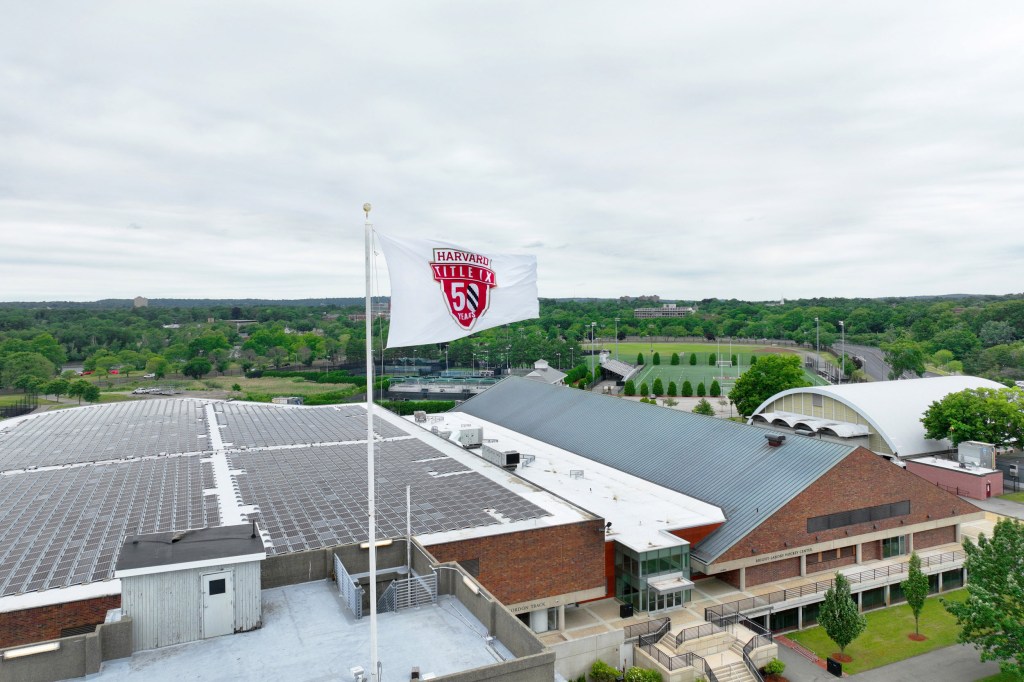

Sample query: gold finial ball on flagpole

[363,203,372,218]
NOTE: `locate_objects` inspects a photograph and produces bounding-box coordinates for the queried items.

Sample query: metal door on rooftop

[202,570,234,638]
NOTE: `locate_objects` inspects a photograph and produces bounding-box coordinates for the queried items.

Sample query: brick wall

[746,557,801,586]
[427,520,606,606]
[0,595,121,648]
[861,539,881,562]
[669,522,724,547]
[914,525,956,551]
[714,447,978,565]
[718,569,740,589]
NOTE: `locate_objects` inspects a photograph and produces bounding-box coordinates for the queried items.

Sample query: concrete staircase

[712,660,757,682]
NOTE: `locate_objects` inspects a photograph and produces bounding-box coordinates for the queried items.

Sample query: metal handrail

[706,550,965,621]
[674,620,727,647]
[625,616,670,640]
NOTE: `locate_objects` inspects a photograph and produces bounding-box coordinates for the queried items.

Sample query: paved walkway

[776,642,1000,681]
[968,495,1024,521]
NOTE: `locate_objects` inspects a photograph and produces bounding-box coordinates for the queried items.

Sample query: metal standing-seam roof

[749,375,1004,457]
[452,377,855,564]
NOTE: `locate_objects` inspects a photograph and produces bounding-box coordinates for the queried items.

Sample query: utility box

[959,441,995,468]
[451,427,483,449]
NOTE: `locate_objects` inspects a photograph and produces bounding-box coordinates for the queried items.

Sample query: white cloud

[1,1,1023,301]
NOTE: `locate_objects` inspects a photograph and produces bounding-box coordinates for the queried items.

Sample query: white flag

[376,232,539,348]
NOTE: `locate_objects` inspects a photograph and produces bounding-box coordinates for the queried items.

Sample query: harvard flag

[376,233,539,348]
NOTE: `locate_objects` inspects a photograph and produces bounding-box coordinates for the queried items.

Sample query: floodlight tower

[838,320,845,385]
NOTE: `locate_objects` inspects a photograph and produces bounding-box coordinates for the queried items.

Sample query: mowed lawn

[788,589,968,674]
[999,491,1024,504]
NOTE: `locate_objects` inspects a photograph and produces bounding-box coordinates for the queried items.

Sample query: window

[882,535,907,559]
[208,578,227,595]
[808,501,911,533]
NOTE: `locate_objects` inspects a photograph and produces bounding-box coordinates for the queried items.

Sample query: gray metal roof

[453,377,855,563]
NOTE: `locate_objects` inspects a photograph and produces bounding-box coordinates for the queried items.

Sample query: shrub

[693,398,715,416]
[590,660,619,682]
[689,353,697,366]
[640,382,649,396]
[637,352,644,365]
[708,352,716,366]
[763,658,785,676]
[681,380,693,397]
[624,380,636,396]
[653,352,661,365]
[625,667,662,682]
[667,381,677,396]
[697,382,706,397]
[670,352,679,365]
[709,379,721,397]
[375,399,456,415]
[731,354,737,366]
[652,378,664,395]
[231,383,242,392]
[749,355,758,365]
[663,398,678,407]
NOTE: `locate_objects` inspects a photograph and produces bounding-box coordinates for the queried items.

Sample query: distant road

[843,343,891,381]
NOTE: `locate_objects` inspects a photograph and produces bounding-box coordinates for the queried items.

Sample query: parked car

[143,373,156,379]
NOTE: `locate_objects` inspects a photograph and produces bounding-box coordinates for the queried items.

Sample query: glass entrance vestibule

[615,543,693,613]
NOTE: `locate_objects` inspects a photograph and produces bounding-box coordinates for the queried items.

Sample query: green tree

[637,352,645,365]
[667,381,677,396]
[901,552,929,636]
[624,666,662,682]
[145,356,169,379]
[693,398,715,416]
[43,378,70,403]
[14,375,44,394]
[882,339,926,380]
[0,351,56,389]
[681,380,693,397]
[652,378,664,395]
[731,354,737,366]
[68,379,91,404]
[708,352,717,366]
[921,387,1024,448]
[653,352,661,365]
[182,357,213,380]
[728,354,810,417]
[709,379,721,397]
[640,382,649,396]
[819,573,866,655]
[82,384,101,404]
[689,353,697,366]
[749,354,758,365]
[670,352,680,365]
[944,518,1024,677]
[697,381,706,397]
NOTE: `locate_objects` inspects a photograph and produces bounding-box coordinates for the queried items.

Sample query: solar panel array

[0,456,216,597]
[0,398,555,599]
[0,400,208,470]
[216,403,405,447]
[230,440,551,554]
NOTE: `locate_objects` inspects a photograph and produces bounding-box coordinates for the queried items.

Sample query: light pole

[814,317,820,375]
[556,351,561,370]
[614,317,620,362]
[838,320,845,385]
[591,322,597,374]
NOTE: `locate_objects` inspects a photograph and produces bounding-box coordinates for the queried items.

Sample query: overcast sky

[2,2,1023,302]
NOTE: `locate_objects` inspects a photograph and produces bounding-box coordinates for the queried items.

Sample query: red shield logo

[431,248,497,330]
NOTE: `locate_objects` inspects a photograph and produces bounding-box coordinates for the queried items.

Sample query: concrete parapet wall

[550,630,624,680]
[677,632,734,657]
[0,615,132,682]
[633,647,695,682]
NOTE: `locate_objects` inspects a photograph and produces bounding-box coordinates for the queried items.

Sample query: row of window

[807,500,911,533]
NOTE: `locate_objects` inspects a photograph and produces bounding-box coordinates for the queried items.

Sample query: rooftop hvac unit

[959,441,995,468]
[413,411,427,423]
[479,444,520,470]
[452,427,483,449]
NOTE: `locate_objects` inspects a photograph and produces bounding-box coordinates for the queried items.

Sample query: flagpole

[363,203,379,681]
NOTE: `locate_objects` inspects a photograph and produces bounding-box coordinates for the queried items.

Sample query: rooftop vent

[765,434,787,447]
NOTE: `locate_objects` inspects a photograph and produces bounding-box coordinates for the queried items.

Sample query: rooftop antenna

[363,203,381,682]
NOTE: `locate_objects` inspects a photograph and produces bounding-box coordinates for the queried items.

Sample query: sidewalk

[776,641,1000,682]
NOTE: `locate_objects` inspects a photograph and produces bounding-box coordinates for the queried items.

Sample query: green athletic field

[585,342,828,393]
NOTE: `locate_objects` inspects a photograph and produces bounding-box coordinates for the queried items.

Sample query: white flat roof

[414,413,725,553]
[909,456,1000,476]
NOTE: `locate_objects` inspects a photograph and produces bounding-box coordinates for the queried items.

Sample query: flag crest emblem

[430,248,496,330]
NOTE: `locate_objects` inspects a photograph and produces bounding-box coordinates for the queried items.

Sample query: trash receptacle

[619,603,634,618]
[826,657,842,677]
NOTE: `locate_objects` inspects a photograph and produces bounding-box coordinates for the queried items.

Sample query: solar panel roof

[0,398,559,602]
